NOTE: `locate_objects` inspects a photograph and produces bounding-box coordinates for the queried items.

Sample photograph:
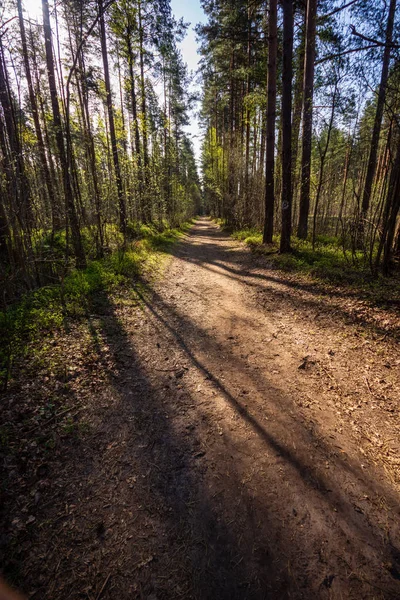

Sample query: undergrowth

[227,224,400,303]
[0,222,191,390]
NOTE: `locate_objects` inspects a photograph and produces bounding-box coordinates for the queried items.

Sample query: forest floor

[1,217,400,599]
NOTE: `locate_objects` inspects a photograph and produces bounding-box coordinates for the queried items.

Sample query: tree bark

[77,50,104,255]
[263,0,277,244]
[127,25,144,221]
[376,133,400,272]
[360,0,397,221]
[280,0,294,253]
[42,0,86,267]
[0,37,32,226]
[244,3,252,224]
[297,0,317,239]
[17,0,59,230]
[138,0,151,222]
[312,83,338,249]
[98,0,127,237]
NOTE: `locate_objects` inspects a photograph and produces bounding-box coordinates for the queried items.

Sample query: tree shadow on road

[2,222,400,600]
[77,278,400,598]
[175,221,400,341]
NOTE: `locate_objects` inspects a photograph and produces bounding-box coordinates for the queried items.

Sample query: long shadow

[189,219,400,305]
[181,219,399,304]
[178,254,400,339]
[82,221,398,599]
[138,287,400,530]
[175,222,400,340]
[91,282,400,598]
[4,220,399,599]
[3,289,268,598]
[81,289,292,599]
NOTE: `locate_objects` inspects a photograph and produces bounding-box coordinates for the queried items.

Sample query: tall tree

[280,0,294,253]
[262,0,277,244]
[297,0,317,239]
[98,0,127,237]
[359,0,397,223]
[17,0,59,231]
[42,0,86,267]
[138,0,151,222]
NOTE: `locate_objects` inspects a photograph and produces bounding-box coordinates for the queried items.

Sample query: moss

[226,224,400,302]
[0,221,192,390]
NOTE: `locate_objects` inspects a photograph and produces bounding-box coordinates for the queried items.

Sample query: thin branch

[315,43,380,65]
[0,15,18,30]
[318,0,360,22]
[0,15,18,38]
[66,0,115,91]
[350,25,400,50]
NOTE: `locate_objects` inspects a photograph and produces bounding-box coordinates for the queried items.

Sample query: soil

[1,218,400,599]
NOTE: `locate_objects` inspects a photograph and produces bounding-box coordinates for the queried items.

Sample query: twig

[28,406,83,433]
[96,574,111,600]
[364,377,374,397]
[349,571,399,598]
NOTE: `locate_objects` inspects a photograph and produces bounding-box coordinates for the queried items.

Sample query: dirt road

[4,218,400,599]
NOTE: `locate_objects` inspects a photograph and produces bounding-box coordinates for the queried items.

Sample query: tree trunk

[127,26,144,221]
[17,0,59,231]
[0,116,12,263]
[244,4,252,225]
[42,0,86,267]
[312,83,338,249]
[263,0,277,244]
[98,0,127,237]
[0,37,32,227]
[336,136,352,236]
[297,0,317,239]
[376,134,400,272]
[360,0,397,222]
[280,0,294,253]
[138,0,151,222]
[78,51,104,255]
[291,9,306,227]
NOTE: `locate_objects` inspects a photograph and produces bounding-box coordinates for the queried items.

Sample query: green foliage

[230,226,400,298]
[0,223,191,390]
[232,229,263,245]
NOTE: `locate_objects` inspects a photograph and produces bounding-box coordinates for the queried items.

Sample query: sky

[170,0,207,164]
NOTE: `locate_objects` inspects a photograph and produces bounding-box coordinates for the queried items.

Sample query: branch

[350,25,400,50]
[361,66,400,130]
[0,15,18,37]
[318,0,360,21]
[315,43,380,65]
[0,15,18,30]
[66,0,115,92]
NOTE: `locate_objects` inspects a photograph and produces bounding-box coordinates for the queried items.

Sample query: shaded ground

[1,218,400,599]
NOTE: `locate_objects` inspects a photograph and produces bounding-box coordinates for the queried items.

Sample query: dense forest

[0,0,201,303]
[1,2,400,599]
[198,0,400,274]
[1,0,400,304]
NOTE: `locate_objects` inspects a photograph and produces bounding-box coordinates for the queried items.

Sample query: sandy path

[109,218,399,599]
[5,218,400,599]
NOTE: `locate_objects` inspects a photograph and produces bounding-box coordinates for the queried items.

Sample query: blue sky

[170,0,207,164]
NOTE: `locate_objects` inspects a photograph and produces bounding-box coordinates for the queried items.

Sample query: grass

[0,221,191,390]
[230,226,366,282]
[226,223,400,305]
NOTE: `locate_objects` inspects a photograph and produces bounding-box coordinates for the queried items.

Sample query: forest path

[87,217,399,599]
[10,218,400,599]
